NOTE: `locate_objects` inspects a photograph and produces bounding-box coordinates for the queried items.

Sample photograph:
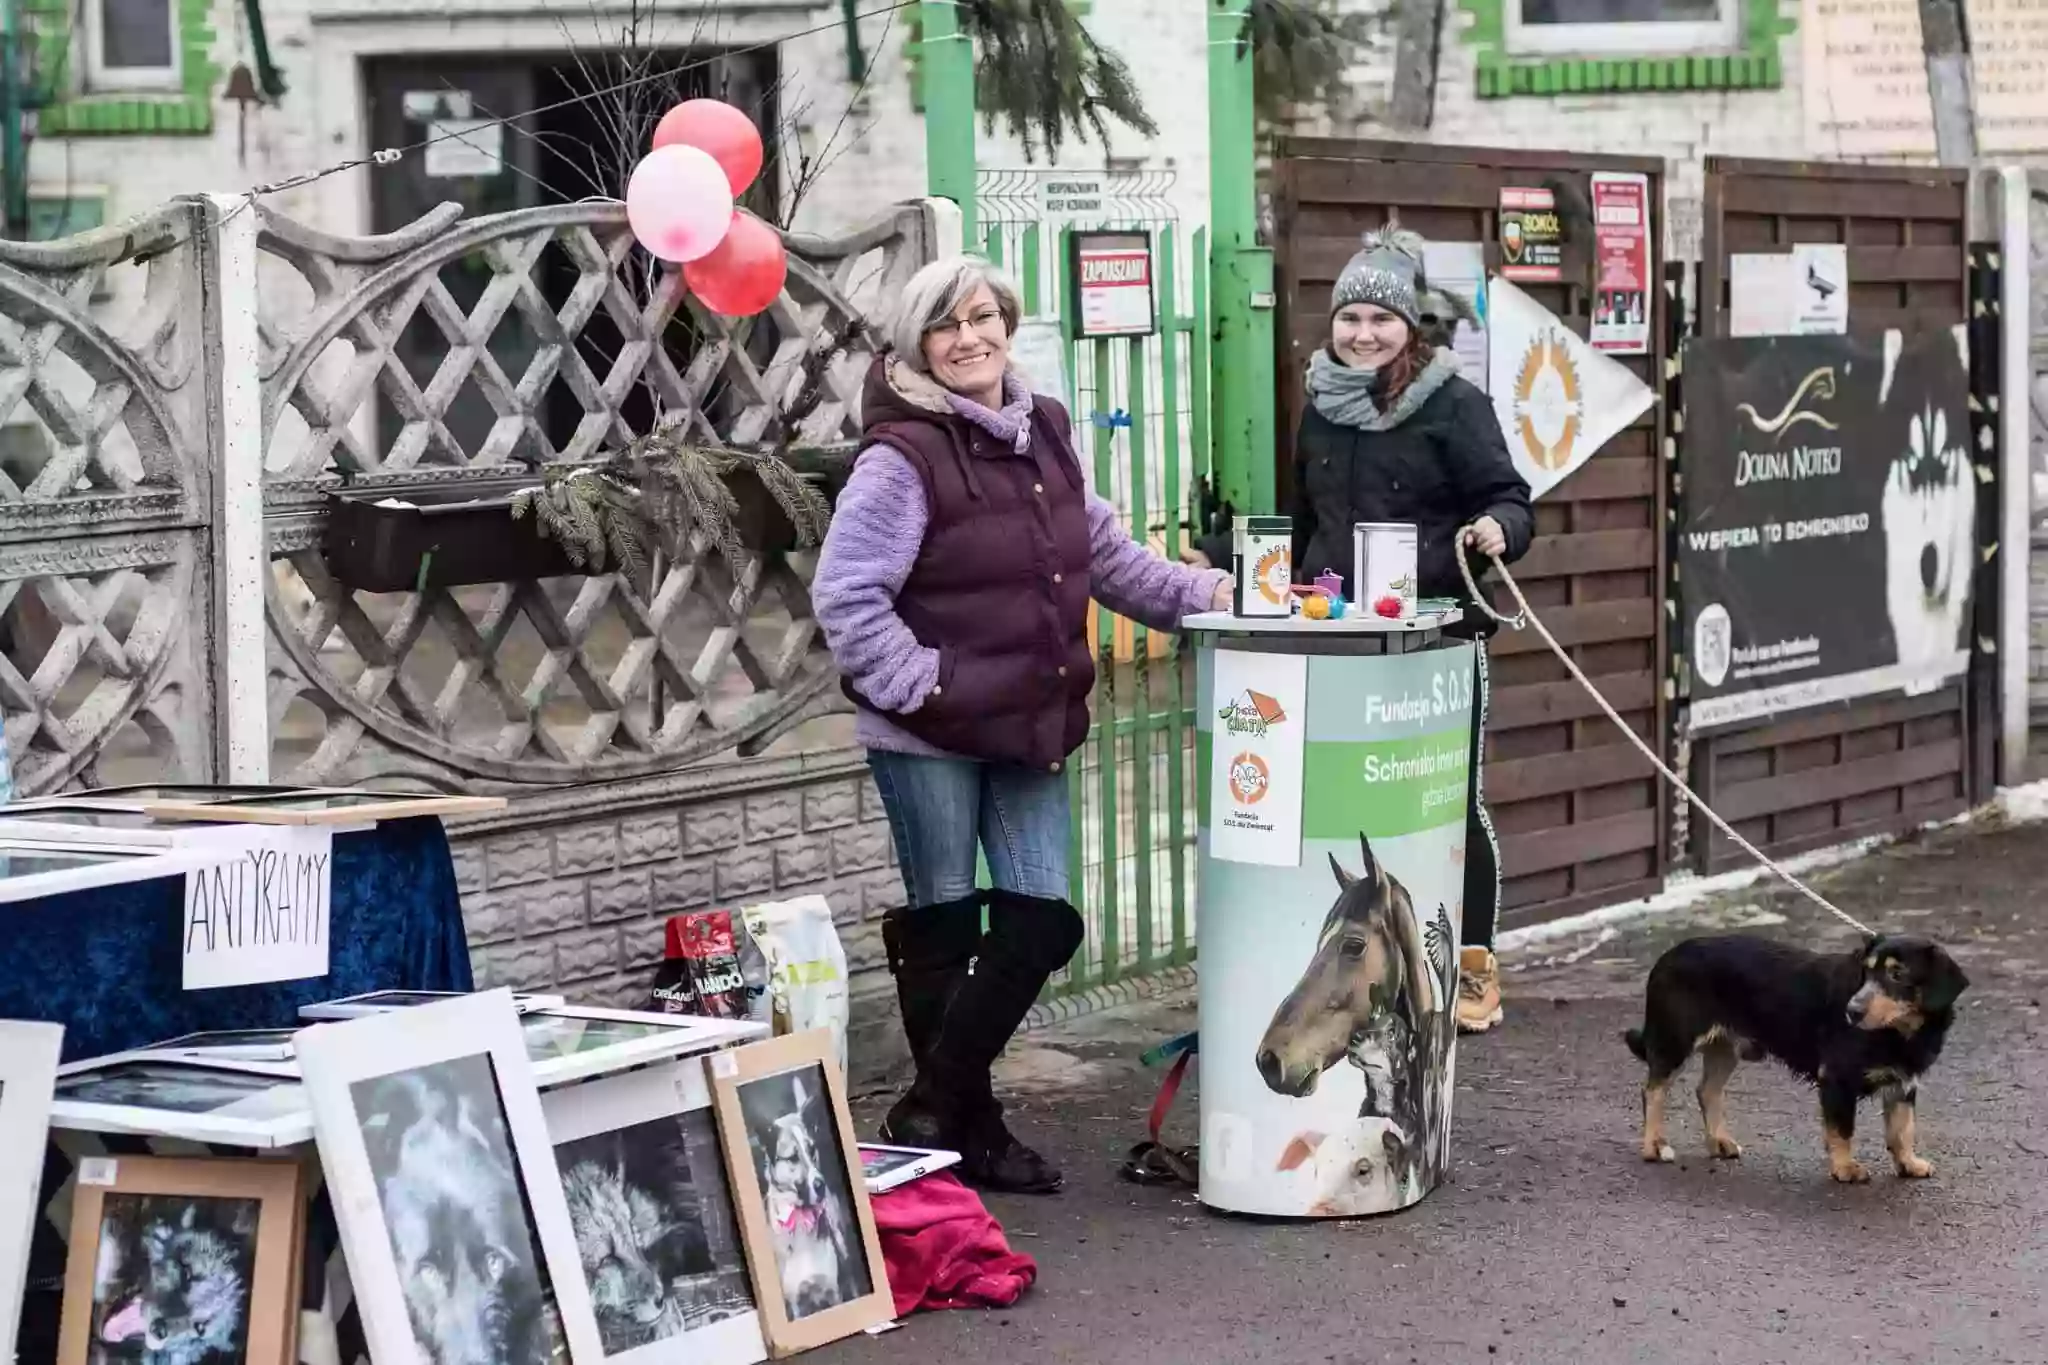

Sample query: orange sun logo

[1228,750,1271,805]
[1512,332,1583,472]
[1253,544,1290,604]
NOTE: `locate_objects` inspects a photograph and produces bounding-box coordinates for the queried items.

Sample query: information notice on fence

[1678,330,1975,733]
[182,826,334,990]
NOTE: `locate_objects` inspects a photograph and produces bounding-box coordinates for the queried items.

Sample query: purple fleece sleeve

[810,446,940,714]
[1086,493,1229,630]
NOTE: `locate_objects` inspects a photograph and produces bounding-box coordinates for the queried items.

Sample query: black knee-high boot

[918,889,1084,1194]
[879,895,986,1149]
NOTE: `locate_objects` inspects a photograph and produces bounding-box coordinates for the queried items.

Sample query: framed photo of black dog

[56,1153,303,1365]
[295,989,607,1365]
[542,1057,767,1365]
[710,1031,892,1356]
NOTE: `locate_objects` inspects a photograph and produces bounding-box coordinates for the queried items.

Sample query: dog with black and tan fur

[1624,933,1968,1183]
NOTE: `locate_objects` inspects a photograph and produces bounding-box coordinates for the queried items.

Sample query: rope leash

[1454,537,1876,939]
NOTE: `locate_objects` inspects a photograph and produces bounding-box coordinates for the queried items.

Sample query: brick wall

[444,750,914,1082]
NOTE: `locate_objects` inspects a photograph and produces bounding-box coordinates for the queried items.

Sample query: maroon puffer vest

[843,358,1096,771]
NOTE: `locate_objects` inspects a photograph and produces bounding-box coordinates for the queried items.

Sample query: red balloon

[684,212,788,317]
[651,99,764,197]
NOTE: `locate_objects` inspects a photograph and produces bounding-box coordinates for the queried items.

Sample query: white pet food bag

[739,894,851,1076]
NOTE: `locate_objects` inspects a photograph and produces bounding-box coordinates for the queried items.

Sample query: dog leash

[1455,539,1876,938]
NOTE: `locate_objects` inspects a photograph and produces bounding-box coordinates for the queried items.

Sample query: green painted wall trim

[29,0,222,136]
[1455,0,1794,98]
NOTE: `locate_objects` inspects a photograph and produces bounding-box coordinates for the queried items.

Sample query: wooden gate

[1271,139,1671,930]
[1691,158,1991,870]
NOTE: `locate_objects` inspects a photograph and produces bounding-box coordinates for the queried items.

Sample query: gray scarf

[1306,346,1459,432]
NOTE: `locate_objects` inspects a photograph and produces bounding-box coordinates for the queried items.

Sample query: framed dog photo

[50,1059,313,1149]
[542,1058,767,1365]
[56,1153,303,1365]
[295,989,606,1365]
[711,1030,893,1356]
[0,1021,63,1365]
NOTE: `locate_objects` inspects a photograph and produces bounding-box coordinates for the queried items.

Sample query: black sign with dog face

[1679,329,1976,733]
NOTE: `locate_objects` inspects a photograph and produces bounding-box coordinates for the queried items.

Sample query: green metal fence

[973,171,1211,997]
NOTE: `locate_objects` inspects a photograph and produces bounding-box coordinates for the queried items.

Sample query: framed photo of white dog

[711,1031,892,1355]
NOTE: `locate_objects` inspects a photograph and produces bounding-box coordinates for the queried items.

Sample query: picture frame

[7,784,329,814]
[0,808,207,847]
[138,1027,300,1062]
[297,987,566,1022]
[57,1153,304,1365]
[49,1058,313,1149]
[295,989,607,1365]
[858,1143,960,1195]
[523,1006,766,1089]
[711,1031,894,1356]
[144,790,509,826]
[0,1020,63,1365]
[0,842,227,905]
[542,1059,767,1365]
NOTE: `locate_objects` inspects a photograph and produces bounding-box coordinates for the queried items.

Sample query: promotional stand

[1185,609,1475,1218]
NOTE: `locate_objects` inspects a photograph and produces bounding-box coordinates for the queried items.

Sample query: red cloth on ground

[872,1171,1038,1316]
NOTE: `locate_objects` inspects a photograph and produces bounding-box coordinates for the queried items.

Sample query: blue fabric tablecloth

[0,815,474,1061]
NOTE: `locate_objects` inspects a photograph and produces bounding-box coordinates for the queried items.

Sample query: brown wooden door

[1271,138,1671,929]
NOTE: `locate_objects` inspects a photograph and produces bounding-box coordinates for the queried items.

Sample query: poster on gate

[1205,649,1308,867]
[1589,172,1652,355]
[1067,230,1156,340]
[1679,327,1975,733]
[1196,644,1474,1217]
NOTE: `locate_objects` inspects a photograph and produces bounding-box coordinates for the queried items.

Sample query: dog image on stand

[736,1065,871,1321]
[353,1061,558,1365]
[86,1195,258,1365]
[1876,325,1975,678]
[1255,832,1460,1214]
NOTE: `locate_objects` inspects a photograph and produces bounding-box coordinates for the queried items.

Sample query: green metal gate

[973,169,1211,997]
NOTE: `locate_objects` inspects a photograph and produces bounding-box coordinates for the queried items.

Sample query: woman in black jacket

[1189,228,1533,1033]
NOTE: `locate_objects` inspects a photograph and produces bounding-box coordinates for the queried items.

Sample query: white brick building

[25,0,2007,257]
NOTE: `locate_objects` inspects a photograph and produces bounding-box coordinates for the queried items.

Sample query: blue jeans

[866,751,1072,907]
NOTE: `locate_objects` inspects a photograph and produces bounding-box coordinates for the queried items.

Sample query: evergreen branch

[1243,0,1376,124]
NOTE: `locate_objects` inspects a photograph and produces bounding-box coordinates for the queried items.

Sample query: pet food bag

[740,894,851,1076]
[646,909,752,1019]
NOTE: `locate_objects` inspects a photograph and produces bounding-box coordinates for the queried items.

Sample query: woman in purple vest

[1187,228,1533,1035]
[813,256,1231,1194]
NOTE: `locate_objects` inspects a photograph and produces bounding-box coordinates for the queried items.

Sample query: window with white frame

[86,0,181,91]
[1504,0,1740,55]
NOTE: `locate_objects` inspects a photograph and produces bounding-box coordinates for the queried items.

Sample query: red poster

[1589,172,1652,354]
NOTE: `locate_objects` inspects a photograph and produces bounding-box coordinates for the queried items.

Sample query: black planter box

[322,480,578,593]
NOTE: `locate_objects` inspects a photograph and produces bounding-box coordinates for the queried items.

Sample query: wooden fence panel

[1691,157,1984,870]
[1271,138,1671,929]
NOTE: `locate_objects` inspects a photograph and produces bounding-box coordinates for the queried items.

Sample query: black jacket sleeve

[1289,417,1317,583]
[1446,381,1534,565]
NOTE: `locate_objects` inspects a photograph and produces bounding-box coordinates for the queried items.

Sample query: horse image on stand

[1256,832,1458,1211]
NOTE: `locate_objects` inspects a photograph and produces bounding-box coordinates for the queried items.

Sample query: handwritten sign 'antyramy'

[182,827,334,990]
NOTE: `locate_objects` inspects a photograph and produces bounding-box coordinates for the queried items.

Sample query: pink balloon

[625,144,735,264]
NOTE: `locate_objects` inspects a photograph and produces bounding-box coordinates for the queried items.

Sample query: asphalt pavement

[822,815,2048,1365]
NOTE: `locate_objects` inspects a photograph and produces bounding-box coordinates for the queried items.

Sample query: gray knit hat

[1331,227,1424,325]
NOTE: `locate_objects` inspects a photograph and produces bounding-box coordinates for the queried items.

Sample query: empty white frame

[295,989,606,1365]
[0,1020,64,1365]
[297,988,566,1022]
[541,1058,766,1365]
[523,1006,765,1089]
[47,1057,312,1149]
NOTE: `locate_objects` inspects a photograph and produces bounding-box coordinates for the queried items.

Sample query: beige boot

[1457,947,1503,1034]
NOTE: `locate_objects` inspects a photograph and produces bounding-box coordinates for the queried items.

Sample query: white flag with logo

[1486,277,1656,500]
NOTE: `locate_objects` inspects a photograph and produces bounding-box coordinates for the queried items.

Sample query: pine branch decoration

[511,429,833,577]
[952,0,1157,161]
[1243,0,1376,124]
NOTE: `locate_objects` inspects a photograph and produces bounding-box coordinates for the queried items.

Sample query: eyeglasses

[924,307,1007,343]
